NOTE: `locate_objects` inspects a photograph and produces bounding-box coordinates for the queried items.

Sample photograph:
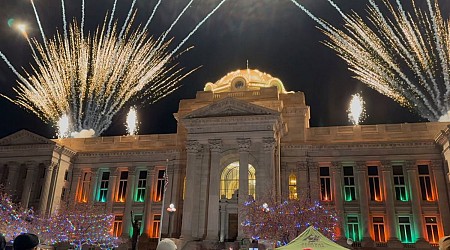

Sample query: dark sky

[0,0,430,139]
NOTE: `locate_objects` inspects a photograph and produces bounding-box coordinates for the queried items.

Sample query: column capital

[109,167,120,177]
[262,137,276,151]
[7,161,20,168]
[237,138,251,152]
[380,161,392,172]
[186,140,201,154]
[208,139,223,152]
[298,161,308,171]
[430,160,442,171]
[405,161,416,171]
[307,160,318,170]
[128,166,137,175]
[331,162,342,174]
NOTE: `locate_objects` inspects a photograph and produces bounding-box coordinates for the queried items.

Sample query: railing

[403,243,415,248]
[375,242,388,247]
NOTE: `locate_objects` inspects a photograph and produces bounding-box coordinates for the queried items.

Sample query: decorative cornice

[281,141,436,150]
[405,160,416,171]
[298,161,308,171]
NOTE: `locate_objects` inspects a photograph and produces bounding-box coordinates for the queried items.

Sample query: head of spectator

[13,234,39,250]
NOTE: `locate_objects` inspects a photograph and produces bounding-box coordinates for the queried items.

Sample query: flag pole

[158,159,169,244]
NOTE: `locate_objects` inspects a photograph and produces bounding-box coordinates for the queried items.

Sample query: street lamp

[346,238,354,249]
[166,203,176,237]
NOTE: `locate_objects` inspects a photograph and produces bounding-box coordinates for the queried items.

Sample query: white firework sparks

[126,107,139,136]
[0,0,227,137]
[347,93,366,125]
[291,0,450,122]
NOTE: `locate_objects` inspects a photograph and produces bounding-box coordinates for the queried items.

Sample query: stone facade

[1,69,450,250]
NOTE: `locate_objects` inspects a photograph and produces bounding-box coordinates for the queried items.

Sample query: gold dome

[204,69,290,94]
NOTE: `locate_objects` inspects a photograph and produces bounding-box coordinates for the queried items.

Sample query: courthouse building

[1,69,450,249]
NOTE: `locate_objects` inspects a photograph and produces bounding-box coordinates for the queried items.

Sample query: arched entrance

[219,161,255,241]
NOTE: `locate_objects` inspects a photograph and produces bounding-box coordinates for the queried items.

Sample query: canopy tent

[276,226,350,250]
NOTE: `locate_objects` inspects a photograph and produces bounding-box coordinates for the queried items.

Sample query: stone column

[5,162,20,194]
[405,161,428,246]
[38,162,55,216]
[356,162,372,245]
[206,139,222,241]
[90,168,100,202]
[219,201,228,242]
[21,162,37,208]
[380,161,402,247]
[123,166,137,238]
[107,168,119,212]
[308,160,319,200]
[263,137,276,198]
[331,162,345,240]
[181,140,201,240]
[143,168,155,237]
[431,161,450,235]
[69,168,82,202]
[237,138,251,240]
[298,162,309,200]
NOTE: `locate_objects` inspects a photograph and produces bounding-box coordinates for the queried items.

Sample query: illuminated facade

[1,69,450,249]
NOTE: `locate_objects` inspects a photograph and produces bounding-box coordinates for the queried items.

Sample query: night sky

[0,0,432,139]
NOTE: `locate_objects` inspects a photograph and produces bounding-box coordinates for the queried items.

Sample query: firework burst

[0,0,226,137]
[291,0,450,122]
[347,93,366,125]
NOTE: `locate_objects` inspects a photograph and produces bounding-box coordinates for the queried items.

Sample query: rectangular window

[368,166,382,201]
[343,166,356,201]
[425,217,440,243]
[319,167,331,201]
[117,171,128,202]
[347,216,360,242]
[98,172,110,202]
[151,214,161,238]
[393,166,408,201]
[288,174,297,200]
[154,170,166,202]
[398,216,413,243]
[61,187,66,201]
[130,214,143,236]
[136,171,147,202]
[78,172,90,203]
[418,165,434,201]
[113,215,123,237]
[372,217,386,242]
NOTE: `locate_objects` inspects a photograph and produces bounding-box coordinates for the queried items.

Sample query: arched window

[289,173,297,200]
[220,162,256,199]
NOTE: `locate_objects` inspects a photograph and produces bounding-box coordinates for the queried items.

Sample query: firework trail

[290,0,450,121]
[0,0,227,137]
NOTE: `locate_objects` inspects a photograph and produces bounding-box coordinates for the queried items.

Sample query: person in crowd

[0,234,6,250]
[13,234,39,250]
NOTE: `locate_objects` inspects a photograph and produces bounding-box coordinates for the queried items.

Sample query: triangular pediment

[0,130,54,146]
[183,97,279,119]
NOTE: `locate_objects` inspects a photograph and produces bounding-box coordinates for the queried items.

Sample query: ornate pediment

[0,130,54,146]
[183,97,279,119]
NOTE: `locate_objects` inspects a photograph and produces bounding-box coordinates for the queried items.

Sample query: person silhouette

[131,212,140,250]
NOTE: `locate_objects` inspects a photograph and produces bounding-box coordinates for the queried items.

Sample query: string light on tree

[347,93,366,125]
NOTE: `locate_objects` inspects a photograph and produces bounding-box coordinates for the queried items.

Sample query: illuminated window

[372,217,386,242]
[288,173,297,200]
[113,215,123,237]
[117,171,128,202]
[320,167,331,201]
[347,216,360,242]
[220,162,256,199]
[398,216,413,243]
[418,165,434,201]
[98,171,110,202]
[135,170,147,202]
[343,166,356,201]
[78,172,90,203]
[154,170,166,202]
[425,217,440,243]
[393,166,408,201]
[368,166,382,201]
[151,215,161,238]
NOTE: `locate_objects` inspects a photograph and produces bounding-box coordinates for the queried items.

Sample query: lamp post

[347,238,354,249]
[166,203,176,237]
